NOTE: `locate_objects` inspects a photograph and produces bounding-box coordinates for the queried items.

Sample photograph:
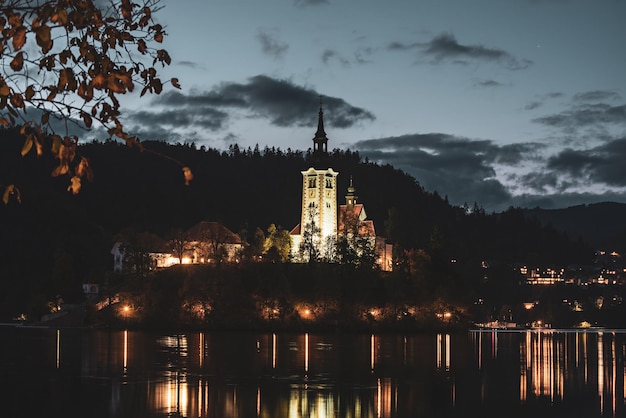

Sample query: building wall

[299,167,338,250]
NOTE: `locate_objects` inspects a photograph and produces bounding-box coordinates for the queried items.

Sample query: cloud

[257,29,289,59]
[207,75,375,128]
[572,90,621,102]
[321,49,350,66]
[389,33,532,70]
[120,75,374,143]
[351,132,626,211]
[352,133,541,210]
[294,0,329,7]
[534,103,626,129]
[546,138,626,188]
[475,79,506,88]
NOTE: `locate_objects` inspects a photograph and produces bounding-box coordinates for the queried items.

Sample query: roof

[186,221,243,244]
[290,223,301,235]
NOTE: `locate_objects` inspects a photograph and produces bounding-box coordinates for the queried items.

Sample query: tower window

[325,174,333,188]
[308,176,317,188]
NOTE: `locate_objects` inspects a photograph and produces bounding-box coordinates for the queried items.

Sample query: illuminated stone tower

[291,98,338,260]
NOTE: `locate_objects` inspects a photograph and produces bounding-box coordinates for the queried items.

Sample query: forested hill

[1,133,594,315]
[522,203,626,251]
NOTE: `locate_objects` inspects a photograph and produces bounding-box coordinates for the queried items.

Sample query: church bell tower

[293,97,338,259]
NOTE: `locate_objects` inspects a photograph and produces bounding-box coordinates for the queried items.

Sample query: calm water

[0,327,624,418]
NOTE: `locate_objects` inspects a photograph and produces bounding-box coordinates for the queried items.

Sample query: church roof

[338,204,376,236]
[289,223,301,235]
[359,220,376,237]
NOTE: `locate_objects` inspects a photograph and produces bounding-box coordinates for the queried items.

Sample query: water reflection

[1,328,625,417]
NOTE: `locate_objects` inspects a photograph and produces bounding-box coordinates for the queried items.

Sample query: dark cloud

[209,75,375,128]
[294,0,329,7]
[125,75,373,141]
[257,29,289,59]
[177,61,202,69]
[546,138,626,188]
[475,79,506,88]
[573,90,621,102]
[352,133,542,210]
[351,132,626,211]
[534,103,626,129]
[322,49,350,66]
[389,33,532,70]
[128,108,229,131]
[354,47,374,64]
[525,101,542,110]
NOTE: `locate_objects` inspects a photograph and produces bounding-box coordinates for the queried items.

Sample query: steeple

[345,175,358,210]
[312,95,328,155]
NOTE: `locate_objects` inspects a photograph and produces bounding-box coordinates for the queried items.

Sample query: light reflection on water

[0,327,624,417]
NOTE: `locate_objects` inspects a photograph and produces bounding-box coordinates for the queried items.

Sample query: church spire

[313,95,328,154]
[345,175,358,210]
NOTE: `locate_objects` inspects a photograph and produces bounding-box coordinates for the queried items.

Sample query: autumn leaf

[12,26,27,51]
[76,157,94,181]
[35,25,52,53]
[0,79,10,97]
[21,135,33,156]
[121,0,133,21]
[25,85,35,100]
[171,78,181,89]
[80,111,93,128]
[67,176,81,194]
[10,92,24,109]
[10,52,23,71]
[51,163,69,177]
[2,184,21,204]
[182,166,193,185]
[51,10,69,26]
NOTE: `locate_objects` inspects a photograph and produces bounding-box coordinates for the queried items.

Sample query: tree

[298,206,321,263]
[264,223,291,262]
[0,0,189,202]
[168,227,189,264]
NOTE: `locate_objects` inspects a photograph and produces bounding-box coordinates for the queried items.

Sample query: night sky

[97,0,626,212]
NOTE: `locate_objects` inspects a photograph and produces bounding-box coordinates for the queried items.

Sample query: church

[289,101,393,271]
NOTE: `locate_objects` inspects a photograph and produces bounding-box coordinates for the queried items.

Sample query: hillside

[0,131,599,321]
[522,202,626,251]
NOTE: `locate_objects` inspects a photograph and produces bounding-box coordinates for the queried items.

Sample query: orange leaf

[34,137,42,157]
[21,135,33,156]
[10,93,24,109]
[51,10,68,25]
[92,74,106,89]
[121,0,133,21]
[2,184,21,204]
[171,78,181,89]
[182,166,193,185]
[0,80,10,97]
[10,52,23,71]
[81,112,93,128]
[25,85,35,101]
[51,163,69,177]
[35,25,53,53]
[12,27,26,51]
[67,176,81,194]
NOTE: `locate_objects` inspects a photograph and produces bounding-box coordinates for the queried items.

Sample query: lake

[0,326,624,417]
